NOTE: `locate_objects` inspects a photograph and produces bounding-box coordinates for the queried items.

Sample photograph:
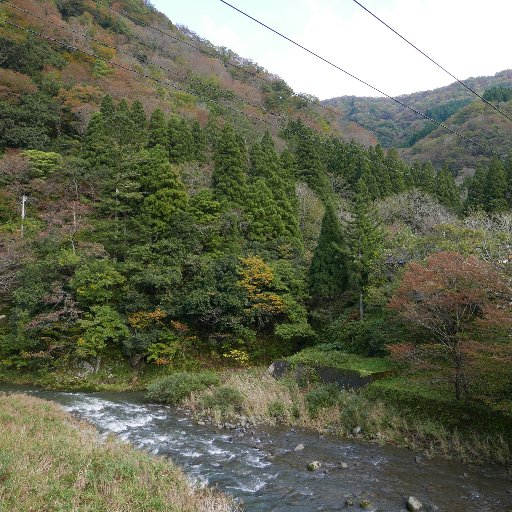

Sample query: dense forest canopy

[0,0,510,411]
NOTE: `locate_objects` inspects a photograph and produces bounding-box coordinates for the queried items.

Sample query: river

[1,385,511,511]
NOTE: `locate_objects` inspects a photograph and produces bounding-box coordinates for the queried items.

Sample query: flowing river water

[1,385,511,511]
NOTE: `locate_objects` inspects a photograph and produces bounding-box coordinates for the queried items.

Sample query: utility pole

[20,194,27,237]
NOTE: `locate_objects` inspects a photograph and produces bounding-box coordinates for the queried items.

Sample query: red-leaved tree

[389,252,511,399]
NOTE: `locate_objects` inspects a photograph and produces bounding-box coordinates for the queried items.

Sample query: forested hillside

[324,70,512,169]
[0,0,511,433]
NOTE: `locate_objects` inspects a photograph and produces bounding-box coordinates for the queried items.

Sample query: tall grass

[0,393,239,512]
[184,368,511,465]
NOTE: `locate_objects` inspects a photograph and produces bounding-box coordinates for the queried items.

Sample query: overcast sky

[151,0,512,100]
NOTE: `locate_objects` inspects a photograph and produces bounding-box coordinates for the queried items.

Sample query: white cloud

[259,0,512,99]
[154,0,512,100]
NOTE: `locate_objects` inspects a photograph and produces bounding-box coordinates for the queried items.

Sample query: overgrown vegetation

[0,393,238,511]
[182,368,511,465]
[146,371,220,404]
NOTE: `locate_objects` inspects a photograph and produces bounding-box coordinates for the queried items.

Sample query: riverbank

[173,368,511,466]
[1,351,511,467]
[0,393,238,512]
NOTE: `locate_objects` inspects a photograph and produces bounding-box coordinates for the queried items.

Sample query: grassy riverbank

[1,349,511,467]
[146,367,511,466]
[0,393,238,512]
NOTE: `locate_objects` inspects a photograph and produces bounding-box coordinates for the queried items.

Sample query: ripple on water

[2,385,510,512]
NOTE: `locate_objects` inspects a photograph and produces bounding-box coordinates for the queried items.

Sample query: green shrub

[305,384,340,418]
[201,386,244,414]
[146,371,220,405]
[324,315,394,357]
[267,400,286,420]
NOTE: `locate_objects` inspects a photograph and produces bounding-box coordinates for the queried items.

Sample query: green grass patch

[200,386,245,415]
[287,348,394,376]
[0,393,236,511]
[146,371,220,405]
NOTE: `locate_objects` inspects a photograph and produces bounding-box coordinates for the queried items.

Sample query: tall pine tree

[212,124,248,207]
[309,203,349,302]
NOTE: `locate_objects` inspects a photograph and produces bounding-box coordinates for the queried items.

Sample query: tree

[295,133,330,201]
[309,203,349,302]
[168,116,195,164]
[435,165,461,211]
[212,124,247,207]
[77,305,129,372]
[147,109,167,149]
[389,252,511,399]
[81,112,113,168]
[465,164,487,211]
[350,180,385,320]
[484,158,508,212]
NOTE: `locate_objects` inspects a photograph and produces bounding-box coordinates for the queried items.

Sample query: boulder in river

[294,443,305,451]
[359,499,372,509]
[406,496,423,511]
[307,460,321,471]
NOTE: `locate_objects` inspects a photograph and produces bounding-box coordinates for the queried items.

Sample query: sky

[151,0,512,100]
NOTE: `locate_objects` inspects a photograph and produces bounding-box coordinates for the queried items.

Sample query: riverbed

[1,385,510,511]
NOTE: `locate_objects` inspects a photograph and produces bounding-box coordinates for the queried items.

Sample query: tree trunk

[359,291,364,321]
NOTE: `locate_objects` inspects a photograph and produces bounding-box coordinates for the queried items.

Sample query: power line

[1,13,360,152]
[2,0,388,145]
[219,0,504,158]
[1,15,391,192]
[90,0,389,143]
[0,0,287,122]
[0,18,282,130]
[351,0,512,124]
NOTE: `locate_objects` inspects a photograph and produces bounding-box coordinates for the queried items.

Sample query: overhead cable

[219,0,503,157]
[352,0,512,124]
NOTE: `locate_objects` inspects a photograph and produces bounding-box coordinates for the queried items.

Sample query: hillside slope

[324,70,512,169]
[0,0,375,146]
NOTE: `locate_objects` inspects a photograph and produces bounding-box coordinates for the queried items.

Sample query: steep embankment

[0,0,373,145]
[0,392,237,511]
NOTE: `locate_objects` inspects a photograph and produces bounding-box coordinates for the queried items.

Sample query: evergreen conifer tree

[191,119,206,162]
[435,165,461,211]
[295,134,330,201]
[100,94,115,127]
[484,158,508,211]
[384,148,406,193]
[130,100,146,127]
[466,165,487,211]
[212,124,248,207]
[309,203,349,302]
[416,161,436,195]
[82,112,113,168]
[350,180,385,320]
[246,178,287,250]
[112,98,138,148]
[147,109,167,149]
[168,116,195,164]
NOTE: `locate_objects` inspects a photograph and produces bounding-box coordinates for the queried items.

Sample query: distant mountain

[323,70,512,170]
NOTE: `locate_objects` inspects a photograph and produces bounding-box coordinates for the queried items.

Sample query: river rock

[345,498,354,506]
[359,499,372,509]
[294,443,305,451]
[406,496,423,511]
[339,462,349,469]
[352,426,362,435]
[307,461,321,471]
[196,421,206,426]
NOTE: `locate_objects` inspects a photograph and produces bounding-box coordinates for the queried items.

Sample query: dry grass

[186,368,511,466]
[0,393,239,512]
